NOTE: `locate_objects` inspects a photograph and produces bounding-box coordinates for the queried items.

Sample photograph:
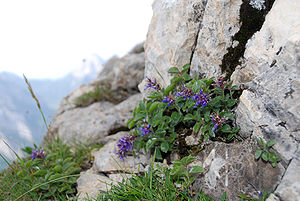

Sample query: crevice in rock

[188,0,208,73]
[220,0,275,80]
[108,126,130,136]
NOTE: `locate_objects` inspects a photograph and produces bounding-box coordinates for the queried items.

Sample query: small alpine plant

[30,148,45,160]
[116,135,135,159]
[118,64,239,159]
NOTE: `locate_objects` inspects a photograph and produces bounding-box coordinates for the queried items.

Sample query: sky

[0,0,153,79]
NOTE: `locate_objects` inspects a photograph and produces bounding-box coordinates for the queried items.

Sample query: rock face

[190,0,242,78]
[141,0,208,90]
[142,0,300,200]
[193,140,284,201]
[51,43,145,144]
[230,0,300,199]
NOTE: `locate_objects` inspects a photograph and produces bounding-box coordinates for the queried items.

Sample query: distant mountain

[0,55,103,169]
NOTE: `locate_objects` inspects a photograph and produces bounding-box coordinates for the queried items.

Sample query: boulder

[193,140,285,201]
[76,131,148,200]
[52,94,142,145]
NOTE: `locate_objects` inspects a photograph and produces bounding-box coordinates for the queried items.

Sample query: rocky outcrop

[51,43,145,144]
[141,0,300,200]
[190,0,242,78]
[52,94,141,145]
[76,131,149,200]
[230,0,300,200]
[140,0,208,90]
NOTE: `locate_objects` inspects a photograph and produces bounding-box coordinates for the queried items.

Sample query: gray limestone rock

[190,0,242,78]
[52,94,142,145]
[232,0,300,163]
[93,137,148,174]
[272,146,300,201]
[141,0,208,91]
[193,140,285,201]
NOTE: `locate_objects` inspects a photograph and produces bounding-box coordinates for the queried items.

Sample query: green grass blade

[0,153,16,171]
[23,74,49,131]
[14,174,80,201]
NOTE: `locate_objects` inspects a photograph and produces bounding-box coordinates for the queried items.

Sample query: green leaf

[59,185,70,193]
[184,114,194,121]
[24,160,33,168]
[266,140,276,148]
[193,122,201,133]
[222,113,234,120]
[258,137,264,147]
[272,162,278,167]
[255,149,263,159]
[182,73,192,81]
[227,99,236,107]
[164,83,176,96]
[17,169,26,176]
[49,173,63,181]
[189,166,204,174]
[201,124,209,135]
[170,166,185,176]
[160,142,169,153]
[134,113,145,122]
[149,102,161,113]
[155,128,166,136]
[146,138,157,150]
[221,124,231,133]
[220,192,227,201]
[32,169,48,177]
[155,148,162,160]
[127,119,136,129]
[231,85,239,90]
[170,76,183,84]
[261,152,269,161]
[181,64,190,73]
[148,92,162,99]
[168,67,180,74]
[52,164,62,173]
[171,112,181,124]
[181,156,196,165]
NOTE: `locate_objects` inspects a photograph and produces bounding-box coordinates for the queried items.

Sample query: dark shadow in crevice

[221,0,275,80]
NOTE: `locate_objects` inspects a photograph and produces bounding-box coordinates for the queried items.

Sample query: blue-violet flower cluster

[210,113,227,132]
[162,95,175,107]
[137,124,152,137]
[176,85,194,99]
[213,76,227,89]
[116,135,135,159]
[145,77,160,90]
[30,148,45,160]
[192,89,209,108]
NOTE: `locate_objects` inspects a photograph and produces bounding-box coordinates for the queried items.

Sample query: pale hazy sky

[0,0,153,79]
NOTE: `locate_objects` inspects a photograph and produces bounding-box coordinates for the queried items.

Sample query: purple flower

[176,85,194,100]
[162,95,175,107]
[192,89,209,108]
[145,77,160,90]
[213,76,227,89]
[210,113,227,132]
[116,135,135,160]
[30,148,45,160]
[137,124,152,137]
